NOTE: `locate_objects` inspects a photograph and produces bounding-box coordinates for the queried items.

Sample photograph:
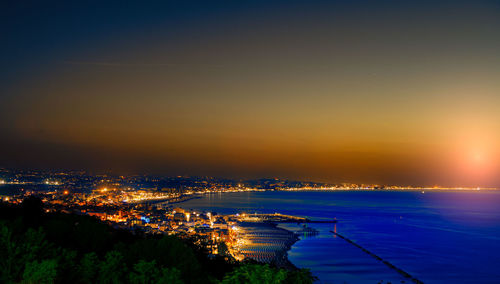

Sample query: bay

[176,190,500,283]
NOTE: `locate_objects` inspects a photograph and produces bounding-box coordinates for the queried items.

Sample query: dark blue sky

[1,0,500,186]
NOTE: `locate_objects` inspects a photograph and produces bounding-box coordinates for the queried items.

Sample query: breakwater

[242,213,337,224]
[330,231,423,284]
[144,194,201,205]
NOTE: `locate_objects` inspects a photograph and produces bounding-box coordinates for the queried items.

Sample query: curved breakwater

[176,190,500,283]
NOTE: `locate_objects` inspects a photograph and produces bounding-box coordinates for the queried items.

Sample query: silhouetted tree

[0,225,53,283]
[22,259,57,284]
[0,202,315,284]
[222,264,287,284]
[285,268,316,284]
[157,267,183,284]
[129,260,158,284]
[78,252,99,284]
[98,251,126,284]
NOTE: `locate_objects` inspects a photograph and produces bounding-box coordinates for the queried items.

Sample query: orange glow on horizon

[2,1,500,187]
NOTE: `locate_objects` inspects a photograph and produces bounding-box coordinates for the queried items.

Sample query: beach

[231,222,299,268]
[176,190,500,283]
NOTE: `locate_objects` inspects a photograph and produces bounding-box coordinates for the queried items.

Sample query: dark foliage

[0,198,315,283]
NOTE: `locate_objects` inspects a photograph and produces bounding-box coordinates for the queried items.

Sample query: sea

[176,190,500,284]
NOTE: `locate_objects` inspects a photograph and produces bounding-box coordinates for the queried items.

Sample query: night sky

[2,0,500,186]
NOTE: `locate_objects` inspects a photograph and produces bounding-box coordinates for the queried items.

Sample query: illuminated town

[0,168,494,267]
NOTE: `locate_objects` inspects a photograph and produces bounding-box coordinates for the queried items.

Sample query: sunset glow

[2,2,500,283]
[1,0,500,187]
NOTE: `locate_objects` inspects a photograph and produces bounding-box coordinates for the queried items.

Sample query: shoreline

[230,221,301,270]
[169,199,314,271]
[131,194,202,205]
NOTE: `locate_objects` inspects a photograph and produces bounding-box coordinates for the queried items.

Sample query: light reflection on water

[178,190,500,284]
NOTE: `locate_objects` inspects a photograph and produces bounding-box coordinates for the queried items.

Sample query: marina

[230,222,298,268]
[178,190,500,283]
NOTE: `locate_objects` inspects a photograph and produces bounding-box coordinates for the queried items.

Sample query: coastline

[172,190,500,283]
[231,221,301,270]
[168,196,315,272]
[132,194,202,205]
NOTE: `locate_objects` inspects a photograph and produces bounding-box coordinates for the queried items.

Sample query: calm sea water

[176,190,500,283]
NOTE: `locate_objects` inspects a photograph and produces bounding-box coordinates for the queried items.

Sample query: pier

[303,220,338,223]
[240,213,337,224]
[330,231,424,284]
[137,194,201,205]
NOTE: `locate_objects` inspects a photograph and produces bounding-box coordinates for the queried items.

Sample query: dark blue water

[177,190,500,283]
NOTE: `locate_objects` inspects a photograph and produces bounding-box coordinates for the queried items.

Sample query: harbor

[230,222,299,268]
[236,212,338,224]
[226,212,325,268]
